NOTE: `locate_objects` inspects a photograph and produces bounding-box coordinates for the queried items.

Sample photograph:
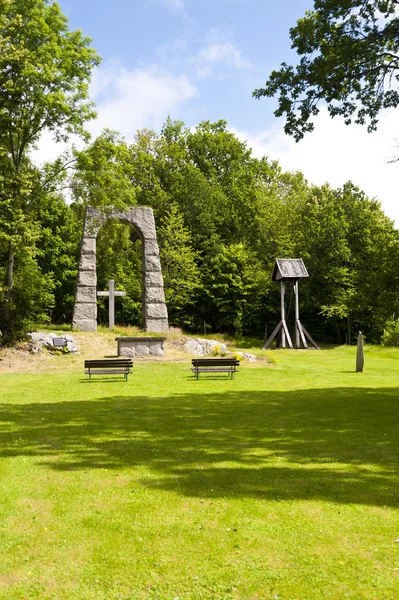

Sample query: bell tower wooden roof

[271,258,309,281]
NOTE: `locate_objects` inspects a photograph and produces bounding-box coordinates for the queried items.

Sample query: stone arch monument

[72,206,169,333]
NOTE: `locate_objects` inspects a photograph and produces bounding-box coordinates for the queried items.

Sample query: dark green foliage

[34,195,81,324]
[71,131,137,209]
[0,247,55,343]
[158,204,201,328]
[70,118,399,342]
[0,0,100,342]
[297,182,399,343]
[381,317,399,347]
[200,244,268,337]
[253,0,399,140]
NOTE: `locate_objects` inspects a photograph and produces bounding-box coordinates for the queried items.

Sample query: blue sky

[37,0,399,224]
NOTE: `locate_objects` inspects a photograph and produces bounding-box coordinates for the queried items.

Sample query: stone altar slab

[116,336,166,358]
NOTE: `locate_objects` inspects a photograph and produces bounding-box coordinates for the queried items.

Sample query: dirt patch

[0,330,267,374]
[0,332,190,374]
[0,346,62,374]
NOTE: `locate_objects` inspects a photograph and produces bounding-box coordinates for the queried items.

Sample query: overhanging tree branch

[253,0,399,140]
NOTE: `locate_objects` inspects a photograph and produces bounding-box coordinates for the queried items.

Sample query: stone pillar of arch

[72,206,169,333]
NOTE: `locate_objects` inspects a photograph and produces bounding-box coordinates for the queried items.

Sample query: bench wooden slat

[85,360,132,367]
[192,358,239,365]
[191,368,236,373]
[85,368,130,375]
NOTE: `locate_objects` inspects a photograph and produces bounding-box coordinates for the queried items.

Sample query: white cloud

[29,130,76,166]
[194,29,253,78]
[166,0,185,10]
[233,109,399,226]
[158,0,185,14]
[31,61,198,165]
[89,62,198,140]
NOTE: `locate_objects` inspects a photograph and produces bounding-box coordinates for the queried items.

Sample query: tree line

[1,0,399,345]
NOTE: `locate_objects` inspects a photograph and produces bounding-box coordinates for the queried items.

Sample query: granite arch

[72,206,169,332]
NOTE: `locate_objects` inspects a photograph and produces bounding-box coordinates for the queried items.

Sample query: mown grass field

[0,344,398,599]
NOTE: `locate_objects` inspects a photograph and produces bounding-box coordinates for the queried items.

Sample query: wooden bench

[191,358,240,380]
[84,359,133,382]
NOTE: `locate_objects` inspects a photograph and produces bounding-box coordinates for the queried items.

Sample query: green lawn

[1,346,399,599]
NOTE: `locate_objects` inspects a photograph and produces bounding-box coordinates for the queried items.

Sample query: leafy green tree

[34,194,82,324]
[185,120,259,246]
[253,160,309,263]
[0,250,55,338]
[71,116,399,341]
[147,119,261,250]
[0,0,100,340]
[253,0,399,140]
[0,154,56,338]
[129,129,169,214]
[158,204,201,328]
[381,317,399,346]
[72,130,136,209]
[292,181,399,343]
[296,184,352,336]
[334,182,399,341]
[201,243,267,336]
[251,162,312,335]
[149,119,228,252]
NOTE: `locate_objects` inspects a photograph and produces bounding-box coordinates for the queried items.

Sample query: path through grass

[0,346,398,599]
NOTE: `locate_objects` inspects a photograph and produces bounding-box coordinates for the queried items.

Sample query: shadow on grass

[1,386,398,507]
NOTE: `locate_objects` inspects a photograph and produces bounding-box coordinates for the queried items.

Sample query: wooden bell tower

[263,258,319,350]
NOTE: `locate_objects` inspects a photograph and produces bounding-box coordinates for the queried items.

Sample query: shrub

[381,317,399,347]
[210,344,228,357]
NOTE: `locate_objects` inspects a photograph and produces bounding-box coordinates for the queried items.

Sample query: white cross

[97,279,126,329]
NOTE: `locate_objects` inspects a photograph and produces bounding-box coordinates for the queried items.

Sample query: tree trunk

[347,313,352,345]
[4,242,15,335]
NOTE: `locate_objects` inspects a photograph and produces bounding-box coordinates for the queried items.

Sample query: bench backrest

[191,358,239,367]
[85,359,133,368]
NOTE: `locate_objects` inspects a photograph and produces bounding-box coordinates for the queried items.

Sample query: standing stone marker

[72,206,169,333]
[356,331,364,373]
[97,279,126,329]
